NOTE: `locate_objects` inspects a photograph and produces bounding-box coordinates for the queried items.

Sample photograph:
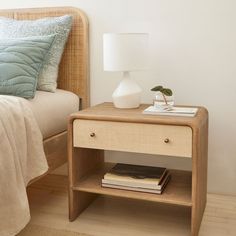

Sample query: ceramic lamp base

[112,72,142,109]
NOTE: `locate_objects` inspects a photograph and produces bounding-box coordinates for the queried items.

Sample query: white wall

[1,0,236,195]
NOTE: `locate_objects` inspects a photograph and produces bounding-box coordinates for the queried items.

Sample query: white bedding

[0,95,48,236]
[26,89,80,139]
[0,89,79,235]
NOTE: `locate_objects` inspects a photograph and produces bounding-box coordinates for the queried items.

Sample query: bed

[0,7,89,176]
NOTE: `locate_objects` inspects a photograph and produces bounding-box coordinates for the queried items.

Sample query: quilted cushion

[0,15,73,92]
[0,35,55,98]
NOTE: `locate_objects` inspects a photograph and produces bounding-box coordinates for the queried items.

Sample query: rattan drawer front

[73,119,192,158]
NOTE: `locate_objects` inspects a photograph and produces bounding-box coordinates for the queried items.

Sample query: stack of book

[102,163,171,194]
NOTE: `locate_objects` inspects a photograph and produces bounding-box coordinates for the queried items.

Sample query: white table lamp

[103,33,148,108]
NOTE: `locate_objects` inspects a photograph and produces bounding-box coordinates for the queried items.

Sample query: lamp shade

[103,33,148,72]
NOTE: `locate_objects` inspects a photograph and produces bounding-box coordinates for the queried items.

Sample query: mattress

[26,89,80,139]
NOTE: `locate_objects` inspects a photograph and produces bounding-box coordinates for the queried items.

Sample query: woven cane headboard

[0,7,89,109]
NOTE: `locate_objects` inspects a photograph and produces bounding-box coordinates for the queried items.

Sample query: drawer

[73,119,192,158]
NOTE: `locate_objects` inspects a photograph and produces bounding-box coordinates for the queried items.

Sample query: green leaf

[151,85,163,91]
[161,88,173,96]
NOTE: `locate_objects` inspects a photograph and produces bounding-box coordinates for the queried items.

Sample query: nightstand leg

[69,189,97,221]
[191,121,208,236]
[68,148,104,221]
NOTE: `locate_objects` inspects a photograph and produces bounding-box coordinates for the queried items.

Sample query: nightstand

[68,102,208,236]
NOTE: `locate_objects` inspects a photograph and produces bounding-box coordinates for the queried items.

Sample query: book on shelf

[104,163,167,185]
[102,163,171,194]
[103,170,170,191]
[102,173,171,194]
[142,106,198,117]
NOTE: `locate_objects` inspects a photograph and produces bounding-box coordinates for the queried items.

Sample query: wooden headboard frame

[0,7,89,109]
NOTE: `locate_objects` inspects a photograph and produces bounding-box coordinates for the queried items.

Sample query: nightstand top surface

[70,102,207,128]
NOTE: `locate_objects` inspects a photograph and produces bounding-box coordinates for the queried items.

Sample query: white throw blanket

[0,95,48,236]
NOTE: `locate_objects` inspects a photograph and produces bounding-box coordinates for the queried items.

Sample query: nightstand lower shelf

[72,163,192,207]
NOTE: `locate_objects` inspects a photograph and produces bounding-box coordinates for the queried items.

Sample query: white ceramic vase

[112,72,142,109]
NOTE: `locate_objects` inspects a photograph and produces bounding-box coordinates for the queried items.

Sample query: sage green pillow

[0,35,55,98]
[0,15,73,92]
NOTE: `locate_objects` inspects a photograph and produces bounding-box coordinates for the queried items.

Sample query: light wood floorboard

[21,174,236,236]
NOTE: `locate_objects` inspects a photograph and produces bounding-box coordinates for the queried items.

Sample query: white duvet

[0,95,48,236]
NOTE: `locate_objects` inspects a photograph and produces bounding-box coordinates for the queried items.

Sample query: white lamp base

[112,72,142,109]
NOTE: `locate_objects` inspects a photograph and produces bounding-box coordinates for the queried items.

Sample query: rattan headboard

[0,7,89,109]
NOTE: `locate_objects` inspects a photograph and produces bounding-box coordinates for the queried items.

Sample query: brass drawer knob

[164,138,170,143]
[90,132,95,137]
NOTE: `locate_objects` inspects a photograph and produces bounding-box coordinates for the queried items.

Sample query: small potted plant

[151,85,174,110]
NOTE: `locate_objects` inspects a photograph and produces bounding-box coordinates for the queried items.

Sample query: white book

[142,106,198,117]
[102,183,162,194]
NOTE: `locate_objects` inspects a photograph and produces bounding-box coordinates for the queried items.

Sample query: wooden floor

[22,174,236,236]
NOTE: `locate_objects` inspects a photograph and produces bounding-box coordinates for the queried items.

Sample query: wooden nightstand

[68,102,208,236]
